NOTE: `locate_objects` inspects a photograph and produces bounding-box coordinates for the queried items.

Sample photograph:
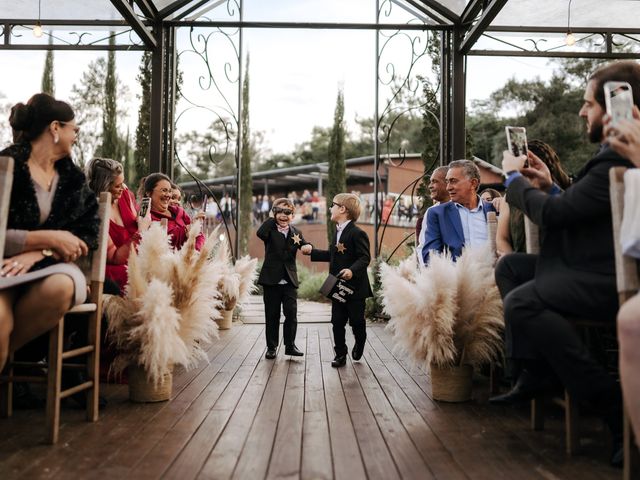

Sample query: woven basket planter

[430,363,473,402]
[128,365,173,403]
[216,309,234,330]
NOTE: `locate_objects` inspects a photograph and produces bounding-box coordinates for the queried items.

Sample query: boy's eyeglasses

[273,207,293,216]
[331,202,343,208]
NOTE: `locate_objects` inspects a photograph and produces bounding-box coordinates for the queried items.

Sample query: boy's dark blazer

[257,217,308,287]
[310,221,373,300]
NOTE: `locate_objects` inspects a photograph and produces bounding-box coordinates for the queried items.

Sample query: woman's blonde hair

[334,193,361,221]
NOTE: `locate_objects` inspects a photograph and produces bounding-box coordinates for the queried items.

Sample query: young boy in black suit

[257,198,312,359]
[304,193,372,368]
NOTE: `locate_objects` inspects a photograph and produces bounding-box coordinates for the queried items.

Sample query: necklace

[29,160,56,191]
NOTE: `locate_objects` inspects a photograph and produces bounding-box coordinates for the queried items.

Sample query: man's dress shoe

[331,355,347,368]
[265,349,277,359]
[285,345,304,357]
[489,370,554,405]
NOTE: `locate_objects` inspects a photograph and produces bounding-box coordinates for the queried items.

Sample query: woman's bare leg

[10,274,74,352]
[618,292,640,442]
[0,291,16,371]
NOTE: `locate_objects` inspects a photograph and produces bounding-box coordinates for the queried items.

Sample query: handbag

[319,273,354,303]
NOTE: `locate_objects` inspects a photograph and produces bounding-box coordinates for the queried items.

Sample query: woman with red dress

[86,158,150,294]
[141,173,205,251]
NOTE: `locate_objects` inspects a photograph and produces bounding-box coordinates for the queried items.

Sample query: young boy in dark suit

[304,193,372,368]
[257,198,312,359]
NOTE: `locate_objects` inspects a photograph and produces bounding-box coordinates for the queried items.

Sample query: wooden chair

[0,191,111,444]
[609,166,640,480]
[0,156,14,265]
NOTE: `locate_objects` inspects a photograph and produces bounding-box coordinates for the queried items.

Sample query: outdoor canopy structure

[2,0,640,255]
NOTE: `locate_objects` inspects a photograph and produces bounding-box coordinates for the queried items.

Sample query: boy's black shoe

[265,349,277,359]
[285,345,304,357]
[331,355,347,368]
[352,342,365,361]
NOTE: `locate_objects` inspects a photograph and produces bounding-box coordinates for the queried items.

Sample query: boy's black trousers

[331,299,366,356]
[263,284,298,350]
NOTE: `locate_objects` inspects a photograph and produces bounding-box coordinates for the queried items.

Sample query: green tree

[326,89,346,244]
[101,34,119,160]
[41,37,55,95]
[134,50,152,188]
[239,55,252,256]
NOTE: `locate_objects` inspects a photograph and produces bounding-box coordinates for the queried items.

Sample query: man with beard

[489,61,639,467]
[416,166,450,266]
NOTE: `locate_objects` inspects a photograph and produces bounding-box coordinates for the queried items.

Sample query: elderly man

[415,166,449,266]
[421,159,495,265]
[489,61,639,467]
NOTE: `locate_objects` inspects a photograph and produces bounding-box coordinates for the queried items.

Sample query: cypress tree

[134,50,152,187]
[326,89,346,245]
[101,33,119,160]
[41,36,55,95]
[239,55,253,256]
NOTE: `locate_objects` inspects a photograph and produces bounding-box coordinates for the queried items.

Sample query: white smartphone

[505,126,529,167]
[604,81,634,126]
[139,196,151,217]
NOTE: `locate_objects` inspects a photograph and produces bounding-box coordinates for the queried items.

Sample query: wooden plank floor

[0,323,621,480]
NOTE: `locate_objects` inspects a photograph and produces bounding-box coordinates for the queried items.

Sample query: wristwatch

[42,248,54,257]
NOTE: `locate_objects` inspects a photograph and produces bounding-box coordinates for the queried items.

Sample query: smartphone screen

[139,197,151,217]
[506,126,529,168]
[605,81,634,126]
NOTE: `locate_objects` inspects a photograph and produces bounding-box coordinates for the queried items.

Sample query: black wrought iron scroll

[173,0,242,259]
[374,0,439,260]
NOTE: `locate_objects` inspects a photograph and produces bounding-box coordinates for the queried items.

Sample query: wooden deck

[0,322,620,480]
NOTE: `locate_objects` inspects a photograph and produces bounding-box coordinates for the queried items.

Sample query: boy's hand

[300,244,312,255]
[338,268,352,280]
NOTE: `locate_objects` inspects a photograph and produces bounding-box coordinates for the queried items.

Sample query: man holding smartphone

[491,61,640,467]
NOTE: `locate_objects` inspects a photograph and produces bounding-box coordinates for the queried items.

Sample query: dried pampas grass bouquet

[381,246,503,370]
[104,222,256,385]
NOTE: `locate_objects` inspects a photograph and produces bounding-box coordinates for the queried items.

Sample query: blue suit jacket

[422,199,496,265]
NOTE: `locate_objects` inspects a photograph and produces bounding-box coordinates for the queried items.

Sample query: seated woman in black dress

[0,93,99,372]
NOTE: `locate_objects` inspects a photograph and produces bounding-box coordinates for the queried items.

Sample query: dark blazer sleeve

[310,247,330,262]
[257,217,276,241]
[507,155,628,229]
[348,228,370,275]
[422,207,442,265]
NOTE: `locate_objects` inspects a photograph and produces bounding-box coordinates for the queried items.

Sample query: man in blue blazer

[422,159,496,265]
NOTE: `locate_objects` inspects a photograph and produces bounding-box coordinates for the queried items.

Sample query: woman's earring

[54,134,59,144]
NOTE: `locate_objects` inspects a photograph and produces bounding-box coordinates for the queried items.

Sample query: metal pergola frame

[2,0,638,171]
[2,0,639,257]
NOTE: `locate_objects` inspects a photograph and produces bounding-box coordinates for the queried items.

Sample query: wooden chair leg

[86,289,102,422]
[0,353,13,418]
[565,390,579,455]
[624,407,640,480]
[531,396,545,431]
[46,320,64,445]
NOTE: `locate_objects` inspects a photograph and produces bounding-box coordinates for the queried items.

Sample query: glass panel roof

[2,0,124,21]
[489,0,640,30]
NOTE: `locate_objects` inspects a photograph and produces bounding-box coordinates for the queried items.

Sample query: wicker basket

[430,364,473,402]
[128,365,173,403]
[216,309,234,330]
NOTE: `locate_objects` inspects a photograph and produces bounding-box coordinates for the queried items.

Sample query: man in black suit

[257,198,311,359]
[305,193,373,368]
[489,61,640,466]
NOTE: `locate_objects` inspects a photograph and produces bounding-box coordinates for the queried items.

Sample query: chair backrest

[487,211,498,260]
[0,156,14,266]
[609,167,640,303]
[77,192,111,284]
[524,214,540,255]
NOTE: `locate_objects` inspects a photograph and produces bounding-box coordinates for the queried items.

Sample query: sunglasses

[59,121,80,135]
[273,207,293,216]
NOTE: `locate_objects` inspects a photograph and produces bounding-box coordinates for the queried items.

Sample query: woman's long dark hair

[528,139,572,190]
